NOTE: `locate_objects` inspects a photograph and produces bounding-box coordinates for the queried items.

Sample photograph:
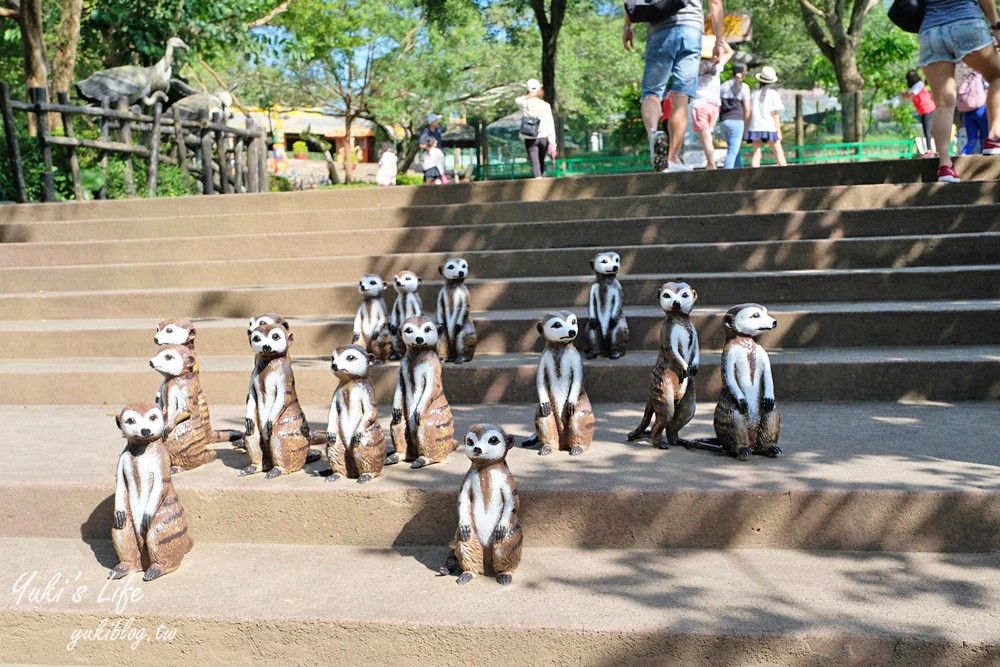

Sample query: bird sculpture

[76,37,190,107]
[172,89,234,121]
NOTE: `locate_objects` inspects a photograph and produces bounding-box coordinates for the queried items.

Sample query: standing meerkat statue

[149,344,218,472]
[584,251,629,360]
[703,303,781,461]
[628,281,700,449]
[523,311,595,455]
[352,274,393,365]
[110,402,193,582]
[389,270,422,361]
[154,318,243,445]
[440,424,522,586]
[386,315,456,468]
[242,323,313,478]
[436,258,477,364]
[325,344,386,483]
[246,312,288,339]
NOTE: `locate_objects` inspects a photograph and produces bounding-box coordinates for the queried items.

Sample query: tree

[1,0,48,97]
[527,0,567,114]
[52,0,83,95]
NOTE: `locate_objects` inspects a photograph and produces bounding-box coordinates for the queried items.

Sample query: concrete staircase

[1,157,999,665]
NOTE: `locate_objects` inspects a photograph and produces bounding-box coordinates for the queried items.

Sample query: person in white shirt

[719,62,751,169]
[692,35,734,169]
[746,65,787,167]
[515,78,558,178]
[423,137,446,185]
[375,142,398,187]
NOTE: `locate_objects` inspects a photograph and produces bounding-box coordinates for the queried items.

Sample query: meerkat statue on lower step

[388,270,422,361]
[149,344,218,472]
[325,344,386,483]
[386,315,456,468]
[584,251,629,360]
[628,281,700,449]
[436,258,477,364]
[353,275,393,365]
[522,310,595,455]
[440,424,522,586]
[110,402,193,582]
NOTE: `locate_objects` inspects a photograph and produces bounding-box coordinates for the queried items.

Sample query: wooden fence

[0,82,270,203]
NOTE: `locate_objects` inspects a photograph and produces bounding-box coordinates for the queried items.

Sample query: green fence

[473,139,916,180]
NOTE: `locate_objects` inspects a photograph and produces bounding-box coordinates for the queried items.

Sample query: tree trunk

[52,0,83,96]
[398,134,420,172]
[344,115,354,184]
[530,0,567,115]
[835,48,864,142]
[19,0,47,92]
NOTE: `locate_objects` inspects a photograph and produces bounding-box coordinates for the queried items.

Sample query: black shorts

[423,167,441,182]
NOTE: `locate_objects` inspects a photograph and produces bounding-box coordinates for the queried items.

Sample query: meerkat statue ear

[417,278,422,286]
[188,326,196,339]
[536,321,544,335]
[287,332,295,345]
[505,433,515,450]
[589,259,595,270]
[690,289,698,302]
[367,353,377,367]
[437,323,446,335]
[723,313,735,331]
[115,414,122,430]
[185,354,195,367]
[438,265,444,276]
[382,281,388,289]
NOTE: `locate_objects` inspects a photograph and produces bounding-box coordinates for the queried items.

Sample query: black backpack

[624,0,686,23]
[888,0,924,33]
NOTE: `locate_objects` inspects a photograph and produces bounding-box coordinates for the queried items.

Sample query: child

[422,137,445,185]
[901,70,936,156]
[746,65,787,168]
[691,36,734,169]
[375,142,398,186]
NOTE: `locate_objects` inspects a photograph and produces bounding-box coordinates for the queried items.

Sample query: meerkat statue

[352,274,393,364]
[628,281,700,449]
[110,402,193,582]
[325,344,386,483]
[153,319,243,446]
[584,251,629,360]
[247,312,288,338]
[440,424,522,586]
[522,310,595,456]
[149,345,218,472]
[386,315,456,468]
[704,303,781,461]
[436,258,477,364]
[242,323,313,478]
[389,270,422,361]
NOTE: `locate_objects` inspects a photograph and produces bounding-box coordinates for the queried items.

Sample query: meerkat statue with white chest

[389,270,422,361]
[325,344,386,483]
[353,275,393,365]
[436,258,477,364]
[584,251,629,360]
[110,402,193,582]
[710,303,781,461]
[386,315,456,468]
[523,311,595,455]
[628,281,700,449]
[149,344,218,472]
[440,424,522,586]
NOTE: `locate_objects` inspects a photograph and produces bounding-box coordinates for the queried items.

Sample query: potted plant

[291,140,309,159]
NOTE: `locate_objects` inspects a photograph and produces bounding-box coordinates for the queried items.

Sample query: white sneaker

[664,160,693,173]
[649,131,669,171]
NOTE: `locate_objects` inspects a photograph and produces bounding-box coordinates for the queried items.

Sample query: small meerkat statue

[242,323,313,478]
[523,310,595,455]
[628,281,700,449]
[436,258,477,364]
[352,274,393,365]
[110,402,193,582]
[389,270,422,361]
[440,424,522,586]
[149,344,218,472]
[325,344,386,483]
[584,251,629,360]
[247,312,288,339]
[386,315,456,468]
[701,303,782,461]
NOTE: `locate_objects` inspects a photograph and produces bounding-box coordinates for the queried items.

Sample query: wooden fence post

[795,94,805,162]
[116,98,135,197]
[1,82,27,203]
[148,99,162,196]
[30,87,55,202]
[213,112,230,194]
[171,107,190,192]
[246,118,259,193]
[56,91,84,201]
[199,110,214,194]
[258,127,269,191]
[98,98,110,199]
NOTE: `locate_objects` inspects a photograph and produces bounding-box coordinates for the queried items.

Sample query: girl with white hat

[746,65,788,167]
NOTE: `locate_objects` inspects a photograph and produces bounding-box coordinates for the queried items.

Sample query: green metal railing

[746,139,916,166]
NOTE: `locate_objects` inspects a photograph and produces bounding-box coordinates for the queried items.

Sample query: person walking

[957,63,989,153]
[375,142,398,186]
[515,79,558,178]
[719,61,751,168]
[692,35,734,169]
[902,70,937,155]
[623,0,726,172]
[746,65,787,167]
[917,0,1000,182]
[422,137,446,185]
[419,113,444,151]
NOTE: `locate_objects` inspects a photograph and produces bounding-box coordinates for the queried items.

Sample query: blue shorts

[641,23,702,100]
[918,18,993,66]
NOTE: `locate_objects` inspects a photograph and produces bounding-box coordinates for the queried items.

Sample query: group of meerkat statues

[109,253,780,586]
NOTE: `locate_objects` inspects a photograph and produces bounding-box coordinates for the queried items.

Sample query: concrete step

[3,402,998,550]
[2,346,997,406]
[3,536,997,665]
[5,300,999,359]
[3,204,1000,267]
[3,233,997,293]
[3,265,998,321]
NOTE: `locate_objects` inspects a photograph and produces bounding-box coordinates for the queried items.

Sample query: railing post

[213,112,230,194]
[30,87,55,202]
[172,107,190,192]
[98,98,110,199]
[199,109,214,194]
[246,118,259,193]
[795,94,804,162]
[116,98,135,198]
[1,81,27,203]
[56,92,84,201]
[148,99,162,196]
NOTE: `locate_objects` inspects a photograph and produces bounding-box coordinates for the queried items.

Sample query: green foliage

[269,174,292,191]
[0,121,75,202]
[291,140,308,155]
[104,160,197,199]
[608,83,647,153]
[396,172,423,185]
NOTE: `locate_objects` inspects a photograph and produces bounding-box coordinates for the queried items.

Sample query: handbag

[887,0,924,33]
[623,0,686,23]
[519,114,540,139]
[957,72,987,112]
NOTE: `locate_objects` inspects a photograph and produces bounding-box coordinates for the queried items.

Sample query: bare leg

[922,61,958,168]
[751,140,764,167]
[962,43,1000,138]
[641,95,663,134]
[770,140,787,166]
[667,92,690,163]
[697,127,716,169]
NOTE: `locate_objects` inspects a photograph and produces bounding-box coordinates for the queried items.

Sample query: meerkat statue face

[538,310,579,344]
[116,402,165,441]
[659,281,697,316]
[726,303,778,338]
[358,274,387,298]
[149,345,195,377]
[401,316,439,349]
[590,251,621,275]
[154,318,195,346]
[464,423,514,463]
[393,271,421,295]
[247,313,287,338]
[330,344,374,381]
[439,258,469,281]
[249,323,293,356]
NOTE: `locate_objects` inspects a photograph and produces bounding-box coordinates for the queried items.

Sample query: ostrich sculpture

[76,37,190,106]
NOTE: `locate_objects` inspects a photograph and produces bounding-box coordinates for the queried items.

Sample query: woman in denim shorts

[919,0,1000,181]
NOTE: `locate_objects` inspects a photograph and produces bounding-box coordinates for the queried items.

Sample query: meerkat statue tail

[683,437,724,453]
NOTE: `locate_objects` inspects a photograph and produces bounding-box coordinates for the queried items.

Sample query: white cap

[526,79,542,92]
[427,113,442,124]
